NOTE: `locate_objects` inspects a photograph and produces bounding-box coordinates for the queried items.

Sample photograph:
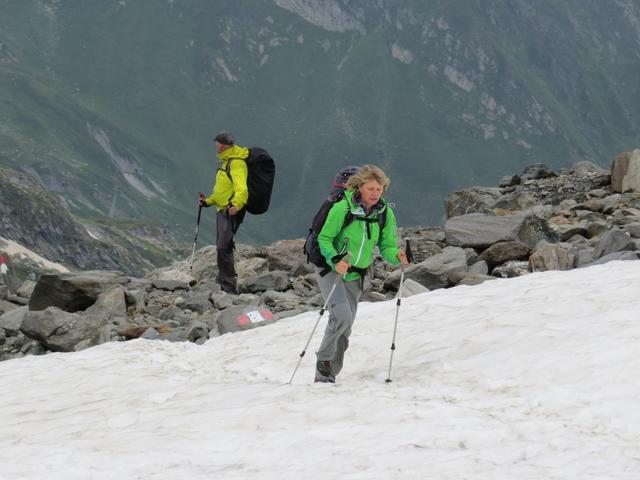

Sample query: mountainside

[0,166,186,276]
[1,0,639,246]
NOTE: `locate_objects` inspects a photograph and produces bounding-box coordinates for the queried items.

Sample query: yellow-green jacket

[204,145,249,212]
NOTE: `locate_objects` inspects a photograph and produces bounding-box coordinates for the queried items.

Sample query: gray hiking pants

[315,268,363,377]
[216,208,245,293]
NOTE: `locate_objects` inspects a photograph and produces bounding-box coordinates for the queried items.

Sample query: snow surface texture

[1,261,639,479]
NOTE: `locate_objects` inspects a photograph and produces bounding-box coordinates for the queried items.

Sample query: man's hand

[397,250,409,265]
[198,192,208,207]
[228,205,239,216]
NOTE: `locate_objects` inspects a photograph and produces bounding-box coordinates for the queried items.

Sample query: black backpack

[226,147,275,215]
[303,166,387,273]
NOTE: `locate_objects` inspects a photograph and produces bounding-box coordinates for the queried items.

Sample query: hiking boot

[315,360,335,383]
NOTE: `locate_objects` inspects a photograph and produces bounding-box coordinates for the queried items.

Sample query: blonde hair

[345,165,390,192]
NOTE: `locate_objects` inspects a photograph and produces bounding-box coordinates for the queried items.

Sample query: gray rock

[261,290,303,312]
[445,213,556,249]
[499,175,521,187]
[236,257,268,278]
[492,261,530,278]
[623,223,640,238]
[187,320,209,344]
[469,260,489,275]
[444,187,502,218]
[263,239,306,271]
[140,327,162,340]
[529,242,578,271]
[210,292,234,310]
[28,270,130,312]
[456,274,496,286]
[548,219,588,242]
[479,241,530,269]
[386,247,467,290]
[216,306,277,335]
[151,279,190,291]
[179,291,212,315]
[592,230,636,260]
[21,307,107,352]
[569,161,608,175]
[586,220,609,238]
[0,306,28,336]
[401,279,430,296]
[621,149,640,193]
[586,251,640,266]
[493,191,538,212]
[16,280,37,299]
[611,152,631,192]
[521,163,556,180]
[239,271,289,293]
[84,285,127,320]
[0,299,19,315]
[576,248,596,267]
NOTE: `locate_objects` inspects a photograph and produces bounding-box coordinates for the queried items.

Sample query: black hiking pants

[216,208,245,293]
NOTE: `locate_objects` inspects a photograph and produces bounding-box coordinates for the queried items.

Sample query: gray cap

[214,131,235,145]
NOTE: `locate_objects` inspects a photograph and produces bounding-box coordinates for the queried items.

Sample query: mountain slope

[1,0,639,246]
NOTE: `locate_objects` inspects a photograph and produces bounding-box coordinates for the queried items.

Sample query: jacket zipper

[354,220,366,265]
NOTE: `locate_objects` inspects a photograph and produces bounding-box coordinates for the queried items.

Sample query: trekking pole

[385,239,414,383]
[189,203,203,272]
[289,247,351,385]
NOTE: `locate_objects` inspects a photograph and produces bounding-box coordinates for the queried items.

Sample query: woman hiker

[314,164,409,383]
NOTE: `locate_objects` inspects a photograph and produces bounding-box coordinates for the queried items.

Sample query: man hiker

[198,131,249,294]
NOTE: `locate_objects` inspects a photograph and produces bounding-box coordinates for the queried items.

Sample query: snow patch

[273,0,365,33]
[2,261,640,477]
[87,124,159,199]
[444,65,474,92]
[0,237,69,272]
[215,56,238,82]
[391,43,414,64]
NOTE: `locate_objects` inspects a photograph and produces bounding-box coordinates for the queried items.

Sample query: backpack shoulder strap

[223,157,247,181]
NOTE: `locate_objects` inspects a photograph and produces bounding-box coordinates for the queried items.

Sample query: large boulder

[385,247,468,290]
[521,163,556,181]
[529,242,578,272]
[216,306,277,335]
[611,150,638,193]
[445,213,557,249]
[0,305,28,336]
[21,307,108,352]
[478,241,530,269]
[28,270,131,312]
[444,187,502,218]
[622,150,640,193]
[239,271,290,293]
[592,230,636,260]
[263,239,306,271]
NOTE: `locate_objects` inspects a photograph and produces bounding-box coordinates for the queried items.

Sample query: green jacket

[205,145,249,212]
[318,190,401,282]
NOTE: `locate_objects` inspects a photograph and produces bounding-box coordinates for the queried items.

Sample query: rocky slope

[0,166,187,277]
[2,148,639,362]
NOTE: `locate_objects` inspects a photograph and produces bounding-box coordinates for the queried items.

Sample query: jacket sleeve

[229,159,249,209]
[378,207,401,265]
[317,200,349,268]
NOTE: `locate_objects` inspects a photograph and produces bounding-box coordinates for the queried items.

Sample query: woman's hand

[335,259,350,275]
[397,250,409,265]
